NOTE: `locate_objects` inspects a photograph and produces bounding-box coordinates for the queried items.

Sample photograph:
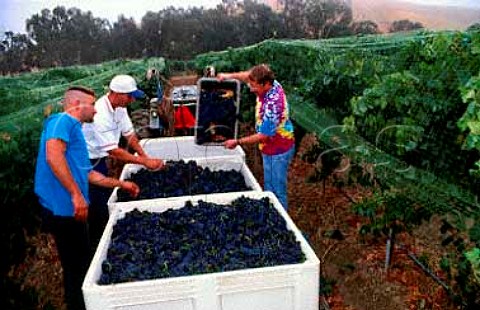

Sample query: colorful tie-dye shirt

[255,80,294,155]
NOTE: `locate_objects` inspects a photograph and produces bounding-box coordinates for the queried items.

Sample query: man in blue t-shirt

[34,86,139,310]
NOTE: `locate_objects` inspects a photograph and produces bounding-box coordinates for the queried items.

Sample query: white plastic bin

[83,191,320,310]
[107,156,262,214]
[138,136,245,161]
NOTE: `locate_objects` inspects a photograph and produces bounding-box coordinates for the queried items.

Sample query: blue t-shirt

[34,113,92,216]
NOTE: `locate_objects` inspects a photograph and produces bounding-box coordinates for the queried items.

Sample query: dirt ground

[10,133,460,310]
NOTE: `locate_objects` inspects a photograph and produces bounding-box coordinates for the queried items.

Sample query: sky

[402,0,480,7]
[1,0,480,34]
[0,0,222,34]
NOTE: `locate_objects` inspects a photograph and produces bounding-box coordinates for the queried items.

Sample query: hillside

[260,0,480,31]
[352,0,480,31]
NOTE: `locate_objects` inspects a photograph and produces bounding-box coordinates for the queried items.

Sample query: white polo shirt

[82,95,135,159]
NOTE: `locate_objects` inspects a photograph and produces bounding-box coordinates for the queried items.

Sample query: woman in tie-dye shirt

[220,64,295,210]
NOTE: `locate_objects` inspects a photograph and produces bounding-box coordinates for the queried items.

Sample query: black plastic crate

[194,78,240,145]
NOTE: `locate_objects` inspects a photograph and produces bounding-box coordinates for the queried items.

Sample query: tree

[110,15,144,59]
[389,19,424,33]
[196,7,239,53]
[236,0,282,45]
[26,6,110,67]
[467,23,480,32]
[279,0,307,38]
[65,8,111,64]
[154,7,204,59]
[304,0,353,39]
[1,0,393,71]
[141,11,163,57]
[26,8,64,67]
[0,31,33,74]
[351,20,380,35]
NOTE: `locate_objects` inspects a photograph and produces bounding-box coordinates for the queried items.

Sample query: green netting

[0,58,166,132]
[290,96,480,220]
[2,31,479,221]
[195,31,480,224]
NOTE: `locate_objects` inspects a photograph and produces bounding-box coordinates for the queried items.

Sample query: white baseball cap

[109,75,145,99]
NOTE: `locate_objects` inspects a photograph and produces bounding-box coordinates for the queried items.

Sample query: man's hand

[224,139,238,149]
[120,181,140,197]
[72,192,88,221]
[143,158,165,170]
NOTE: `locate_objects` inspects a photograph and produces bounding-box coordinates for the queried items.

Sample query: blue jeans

[262,147,295,210]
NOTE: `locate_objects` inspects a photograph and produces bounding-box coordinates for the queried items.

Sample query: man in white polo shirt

[83,74,164,169]
[82,74,164,252]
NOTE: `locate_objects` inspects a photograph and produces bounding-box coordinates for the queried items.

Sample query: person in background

[218,64,295,210]
[82,74,165,252]
[34,86,139,310]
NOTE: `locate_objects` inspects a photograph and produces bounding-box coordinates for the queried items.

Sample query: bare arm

[224,133,269,149]
[108,147,144,164]
[217,71,250,83]
[108,147,165,170]
[88,170,140,197]
[123,133,146,157]
[46,139,88,221]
